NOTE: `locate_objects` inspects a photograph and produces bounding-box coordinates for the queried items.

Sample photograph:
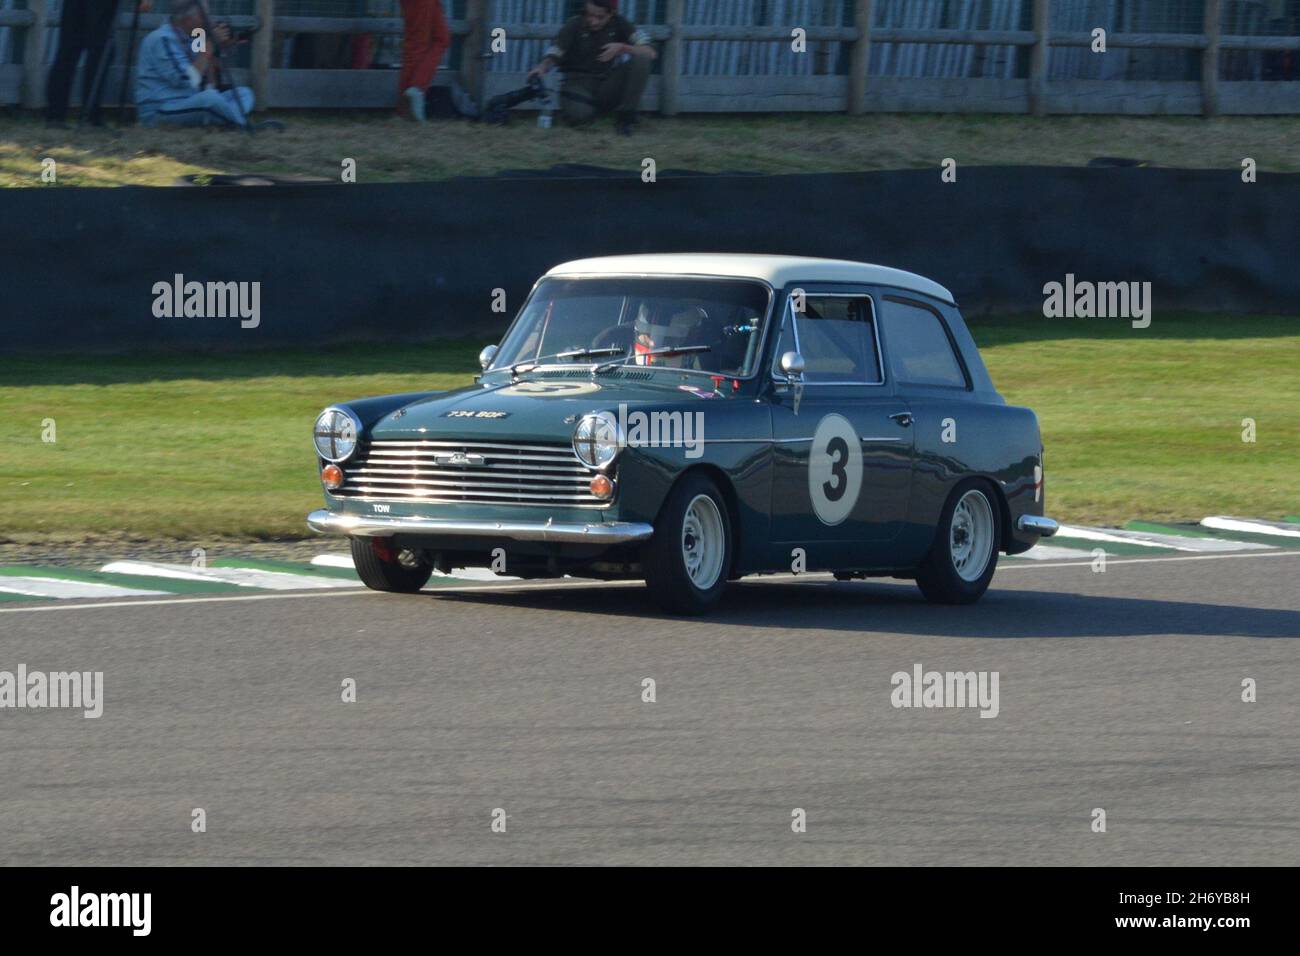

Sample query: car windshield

[489,276,771,378]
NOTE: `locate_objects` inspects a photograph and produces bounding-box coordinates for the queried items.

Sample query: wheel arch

[979,475,1015,554]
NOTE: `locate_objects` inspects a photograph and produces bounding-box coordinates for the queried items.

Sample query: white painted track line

[2,549,1297,614]
[1012,545,1103,561]
[1059,525,1269,552]
[1057,525,1177,549]
[0,577,170,599]
[311,553,517,582]
[1202,516,1300,539]
[994,550,1300,571]
[100,561,363,590]
[433,567,521,582]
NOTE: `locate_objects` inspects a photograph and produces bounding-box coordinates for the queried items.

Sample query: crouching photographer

[526,0,655,135]
[134,0,255,128]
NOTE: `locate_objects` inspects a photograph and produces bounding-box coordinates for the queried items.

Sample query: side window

[878,299,969,388]
[776,294,881,384]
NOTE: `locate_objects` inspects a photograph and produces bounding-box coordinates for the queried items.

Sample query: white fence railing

[2,0,1299,115]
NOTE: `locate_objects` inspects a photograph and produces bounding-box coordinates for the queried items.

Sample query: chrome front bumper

[307,509,654,545]
[1016,514,1060,537]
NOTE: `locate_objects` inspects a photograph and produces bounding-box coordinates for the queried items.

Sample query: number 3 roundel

[808,414,863,526]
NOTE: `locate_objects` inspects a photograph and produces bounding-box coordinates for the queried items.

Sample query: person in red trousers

[398,0,450,122]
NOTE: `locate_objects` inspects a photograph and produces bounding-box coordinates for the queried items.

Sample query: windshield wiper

[557,347,627,361]
[637,345,712,360]
[506,348,629,382]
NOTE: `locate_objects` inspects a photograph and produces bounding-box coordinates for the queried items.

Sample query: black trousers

[45,0,120,123]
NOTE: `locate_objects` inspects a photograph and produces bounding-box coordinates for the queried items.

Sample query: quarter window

[775,294,881,384]
[879,300,968,388]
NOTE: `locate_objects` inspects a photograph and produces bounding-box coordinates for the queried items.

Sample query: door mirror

[479,344,499,370]
[779,351,805,380]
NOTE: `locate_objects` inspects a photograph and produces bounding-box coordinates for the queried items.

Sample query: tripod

[114,0,144,127]
[74,0,124,129]
[194,0,252,134]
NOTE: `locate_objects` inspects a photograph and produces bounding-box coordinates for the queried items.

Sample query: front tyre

[349,536,433,593]
[643,474,733,615]
[915,482,1000,605]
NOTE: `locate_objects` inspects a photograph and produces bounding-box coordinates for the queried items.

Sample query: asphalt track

[1,550,1297,866]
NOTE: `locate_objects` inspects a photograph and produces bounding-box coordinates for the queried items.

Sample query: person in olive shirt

[527,0,656,135]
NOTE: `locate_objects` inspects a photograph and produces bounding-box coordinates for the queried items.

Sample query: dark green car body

[309,258,1055,588]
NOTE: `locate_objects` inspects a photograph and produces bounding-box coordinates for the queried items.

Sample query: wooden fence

[3,0,1299,115]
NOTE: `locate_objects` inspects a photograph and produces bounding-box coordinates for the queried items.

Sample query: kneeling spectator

[528,0,655,135]
[135,0,252,128]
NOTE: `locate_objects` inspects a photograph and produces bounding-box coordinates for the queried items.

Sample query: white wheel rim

[681,494,725,591]
[950,490,994,583]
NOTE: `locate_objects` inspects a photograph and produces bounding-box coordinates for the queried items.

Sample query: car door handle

[889,412,913,427]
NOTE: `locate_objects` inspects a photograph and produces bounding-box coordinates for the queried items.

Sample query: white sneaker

[449,79,480,118]
[403,86,426,123]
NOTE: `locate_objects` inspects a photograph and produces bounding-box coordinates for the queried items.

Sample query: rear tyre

[349,536,433,593]
[915,481,1000,605]
[642,473,733,615]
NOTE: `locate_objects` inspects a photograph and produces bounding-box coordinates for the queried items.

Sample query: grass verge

[0,315,1296,542]
[4,113,1300,187]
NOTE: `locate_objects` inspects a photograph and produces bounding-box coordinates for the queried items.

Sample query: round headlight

[572,412,621,470]
[313,407,359,463]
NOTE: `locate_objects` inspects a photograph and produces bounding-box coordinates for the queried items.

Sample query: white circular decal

[502,381,599,396]
[808,414,863,526]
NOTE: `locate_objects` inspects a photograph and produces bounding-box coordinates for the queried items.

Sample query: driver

[632,304,669,365]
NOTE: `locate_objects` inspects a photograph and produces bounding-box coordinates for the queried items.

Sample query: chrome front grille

[336,440,603,508]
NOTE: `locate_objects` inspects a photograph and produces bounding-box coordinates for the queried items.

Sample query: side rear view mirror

[479,344,499,370]
[779,351,806,380]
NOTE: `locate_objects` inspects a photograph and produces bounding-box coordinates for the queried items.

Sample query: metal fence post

[1029,0,1050,116]
[847,0,871,115]
[462,0,487,105]
[252,0,274,112]
[661,0,683,116]
[1202,0,1222,117]
[21,0,49,110]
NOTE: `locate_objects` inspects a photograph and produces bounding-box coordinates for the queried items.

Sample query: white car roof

[545,254,955,305]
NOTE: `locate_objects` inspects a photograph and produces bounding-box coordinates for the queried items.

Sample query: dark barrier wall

[2,167,1297,353]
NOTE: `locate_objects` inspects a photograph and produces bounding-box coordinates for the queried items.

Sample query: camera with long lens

[482,75,546,125]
